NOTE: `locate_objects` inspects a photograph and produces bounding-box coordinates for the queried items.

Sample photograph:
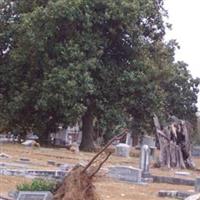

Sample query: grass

[0,143,199,199]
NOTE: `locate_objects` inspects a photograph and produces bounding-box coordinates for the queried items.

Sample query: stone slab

[192,146,200,157]
[0,153,11,159]
[0,169,66,179]
[16,191,53,200]
[158,190,194,199]
[153,175,195,186]
[108,166,142,183]
[185,193,200,200]
[175,171,191,176]
[47,160,56,166]
[195,178,200,192]
[141,135,156,148]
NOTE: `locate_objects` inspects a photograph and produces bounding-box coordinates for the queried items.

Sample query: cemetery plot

[0,143,200,200]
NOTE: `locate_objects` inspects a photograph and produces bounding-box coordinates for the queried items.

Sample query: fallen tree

[54,131,127,200]
[153,114,195,169]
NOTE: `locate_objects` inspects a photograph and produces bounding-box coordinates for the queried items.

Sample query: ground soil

[0,143,200,200]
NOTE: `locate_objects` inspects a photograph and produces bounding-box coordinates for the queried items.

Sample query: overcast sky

[164,0,200,111]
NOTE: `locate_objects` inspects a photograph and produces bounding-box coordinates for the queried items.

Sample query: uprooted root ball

[54,165,101,200]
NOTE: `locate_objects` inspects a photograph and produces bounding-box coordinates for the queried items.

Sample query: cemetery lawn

[1,143,200,199]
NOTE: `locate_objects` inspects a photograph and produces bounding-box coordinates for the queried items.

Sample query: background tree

[0,0,199,150]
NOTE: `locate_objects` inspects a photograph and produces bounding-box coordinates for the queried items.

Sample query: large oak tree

[0,0,199,150]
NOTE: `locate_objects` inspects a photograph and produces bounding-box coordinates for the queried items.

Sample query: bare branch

[82,129,128,173]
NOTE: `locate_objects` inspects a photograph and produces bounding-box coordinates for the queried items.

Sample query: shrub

[17,179,57,192]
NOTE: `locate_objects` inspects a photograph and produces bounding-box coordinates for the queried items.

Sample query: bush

[17,179,57,192]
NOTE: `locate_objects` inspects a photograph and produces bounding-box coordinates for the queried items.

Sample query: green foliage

[0,0,199,148]
[16,179,57,192]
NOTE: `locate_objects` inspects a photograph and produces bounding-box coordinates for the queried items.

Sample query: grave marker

[17,191,53,200]
[125,133,133,146]
[108,166,142,183]
[140,145,150,178]
[115,143,130,157]
[195,177,200,192]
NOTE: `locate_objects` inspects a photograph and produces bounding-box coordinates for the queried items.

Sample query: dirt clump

[54,165,100,200]
[54,131,127,200]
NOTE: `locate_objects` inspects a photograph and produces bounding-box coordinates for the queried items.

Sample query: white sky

[164,0,200,111]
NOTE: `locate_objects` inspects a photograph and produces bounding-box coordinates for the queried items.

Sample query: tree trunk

[80,106,96,152]
[39,128,50,145]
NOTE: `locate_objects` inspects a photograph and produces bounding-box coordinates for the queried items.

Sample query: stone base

[158,190,194,199]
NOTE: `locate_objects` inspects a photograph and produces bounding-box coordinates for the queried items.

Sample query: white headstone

[140,145,150,177]
[115,143,130,157]
[22,140,35,146]
[125,133,133,146]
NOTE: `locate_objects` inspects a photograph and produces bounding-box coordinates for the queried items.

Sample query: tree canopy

[0,0,199,150]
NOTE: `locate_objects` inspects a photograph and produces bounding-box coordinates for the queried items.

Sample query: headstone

[26,133,39,140]
[192,146,200,157]
[47,160,56,166]
[115,143,130,157]
[17,191,53,200]
[108,165,142,183]
[175,171,191,176]
[0,153,11,159]
[22,140,35,147]
[19,158,30,162]
[158,190,194,199]
[125,133,133,146]
[185,193,200,200]
[141,135,156,148]
[195,178,200,192]
[140,145,150,178]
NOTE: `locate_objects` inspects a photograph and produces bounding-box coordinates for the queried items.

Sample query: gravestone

[192,146,200,157]
[125,133,133,146]
[47,160,56,166]
[17,191,53,200]
[19,158,30,162]
[108,165,142,183]
[140,145,150,178]
[195,177,200,192]
[141,135,156,148]
[185,193,200,200]
[175,171,191,176]
[0,153,11,159]
[115,143,130,157]
[141,135,156,160]
[22,140,35,147]
[59,164,73,171]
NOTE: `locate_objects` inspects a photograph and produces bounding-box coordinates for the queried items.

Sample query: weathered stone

[59,164,73,171]
[0,153,11,159]
[192,146,200,157]
[195,178,200,192]
[108,165,142,183]
[175,171,191,176]
[141,135,156,148]
[17,191,53,200]
[47,160,56,166]
[185,193,200,200]
[19,158,30,162]
[125,133,133,146]
[115,143,130,157]
[140,145,150,178]
[22,140,35,146]
[158,190,194,199]
[153,175,195,186]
